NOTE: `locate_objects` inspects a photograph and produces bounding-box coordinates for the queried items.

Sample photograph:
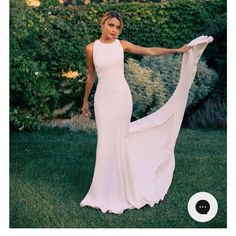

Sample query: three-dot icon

[188,192,218,222]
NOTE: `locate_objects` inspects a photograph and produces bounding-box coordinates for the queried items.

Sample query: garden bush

[10,107,41,131]
[125,54,218,119]
[185,95,226,129]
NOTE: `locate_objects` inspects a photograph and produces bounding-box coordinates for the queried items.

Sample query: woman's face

[102,17,121,40]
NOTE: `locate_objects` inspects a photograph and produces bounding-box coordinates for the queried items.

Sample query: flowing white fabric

[80,35,213,214]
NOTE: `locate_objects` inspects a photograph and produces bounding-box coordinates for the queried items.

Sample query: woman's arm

[120,40,190,56]
[82,43,97,117]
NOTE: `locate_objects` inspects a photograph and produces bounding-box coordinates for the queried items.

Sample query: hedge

[10,0,226,130]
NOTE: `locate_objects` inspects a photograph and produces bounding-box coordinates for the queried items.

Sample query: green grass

[10,127,226,228]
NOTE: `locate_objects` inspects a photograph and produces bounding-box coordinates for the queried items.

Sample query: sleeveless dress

[80,35,213,214]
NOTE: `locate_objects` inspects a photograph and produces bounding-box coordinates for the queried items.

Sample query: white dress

[80,35,213,214]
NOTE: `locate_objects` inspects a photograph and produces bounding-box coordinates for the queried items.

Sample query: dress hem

[80,193,167,215]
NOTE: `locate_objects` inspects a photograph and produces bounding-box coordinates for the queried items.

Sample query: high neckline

[97,39,117,45]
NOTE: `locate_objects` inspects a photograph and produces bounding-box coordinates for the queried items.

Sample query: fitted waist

[96,78,130,92]
[97,75,128,86]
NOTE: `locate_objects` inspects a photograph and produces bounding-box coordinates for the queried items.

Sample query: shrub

[125,54,218,119]
[10,0,88,130]
[185,95,226,129]
[124,58,166,119]
[10,55,59,115]
[10,107,40,131]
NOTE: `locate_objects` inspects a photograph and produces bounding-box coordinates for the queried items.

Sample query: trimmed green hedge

[10,0,226,130]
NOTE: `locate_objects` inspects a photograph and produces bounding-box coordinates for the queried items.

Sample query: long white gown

[80,35,213,214]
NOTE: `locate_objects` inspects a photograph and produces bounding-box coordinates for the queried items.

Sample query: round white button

[187,192,218,222]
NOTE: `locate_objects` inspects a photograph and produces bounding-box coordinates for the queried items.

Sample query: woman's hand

[177,44,191,53]
[82,100,90,118]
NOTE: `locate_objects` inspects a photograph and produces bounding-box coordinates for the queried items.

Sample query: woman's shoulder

[120,39,128,43]
[85,42,95,52]
[120,39,128,45]
[119,39,132,51]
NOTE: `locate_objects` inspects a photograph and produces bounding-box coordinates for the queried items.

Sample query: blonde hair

[100,11,124,34]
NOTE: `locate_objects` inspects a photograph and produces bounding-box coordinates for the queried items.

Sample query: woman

[82,11,189,118]
[80,11,207,214]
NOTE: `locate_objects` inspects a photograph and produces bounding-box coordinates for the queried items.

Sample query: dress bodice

[93,39,125,84]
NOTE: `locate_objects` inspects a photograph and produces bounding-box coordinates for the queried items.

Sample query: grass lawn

[10,127,226,228]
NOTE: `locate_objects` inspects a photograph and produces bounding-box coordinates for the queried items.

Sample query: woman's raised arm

[120,40,190,56]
